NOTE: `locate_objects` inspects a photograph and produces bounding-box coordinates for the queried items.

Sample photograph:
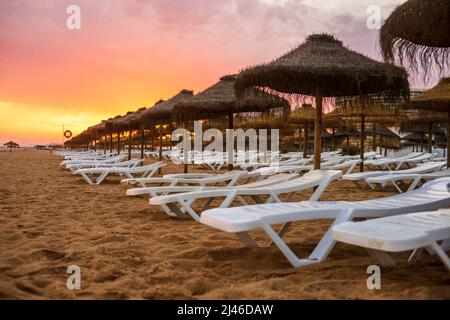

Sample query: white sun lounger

[342,162,444,188]
[366,168,450,193]
[74,161,166,185]
[60,154,126,167]
[332,209,450,271]
[200,178,450,268]
[66,158,143,172]
[364,152,423,170]
[144,170,342,221]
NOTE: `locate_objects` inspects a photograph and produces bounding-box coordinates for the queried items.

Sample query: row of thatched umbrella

[68,0,449,170]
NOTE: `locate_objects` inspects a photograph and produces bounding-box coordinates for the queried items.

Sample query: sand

[0,149,449,300]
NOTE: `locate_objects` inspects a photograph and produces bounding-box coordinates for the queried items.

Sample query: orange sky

[0,0,420,146]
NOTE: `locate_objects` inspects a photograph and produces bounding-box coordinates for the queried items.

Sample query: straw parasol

[380,0,450,76]
[3,141,19,152]
[141,90,194,163]
[408,77,450,166]
[235,33,409,169]
[173,75,289,170]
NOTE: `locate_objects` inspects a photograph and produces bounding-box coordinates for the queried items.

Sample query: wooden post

[140,128,145,160]
[228,112,234,171]
[447,112,450,168]
[359,95,367,172]
[420,132,424,152]
[313,92,323,170]
[110,132,113,154]
[428,123,433,153]
[117,132,121,155]
[183,121,188,174]
[158,124,163,161]
[128,130,132,160]
[303,124,308,158]
[372,123,376,152]
[331,127,335,151]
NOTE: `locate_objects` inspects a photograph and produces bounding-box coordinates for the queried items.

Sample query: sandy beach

[0,149,449,300]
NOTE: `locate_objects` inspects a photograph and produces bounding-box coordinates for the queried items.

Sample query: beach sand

[0,149,449,299]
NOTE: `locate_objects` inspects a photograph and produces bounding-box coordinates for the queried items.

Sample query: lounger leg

[308,211,354,262]
[79,172,94,185]
[406,176,422,192]
[429,242,450,271]
[236,232,260,248]
[441,239,450,251]
[408,248,425,263]
[367,249,396,267]
[95,172,110,185]
[391,180,403,193]
[177,200,201,221]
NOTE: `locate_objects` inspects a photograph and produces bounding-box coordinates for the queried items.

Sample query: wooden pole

[346,135,349,153]
[228,112,234,171]
[128,130,132,160]
[140,128,145,160]
[428,123,433,153]
[420,132,424,152]
[158,124,163,162]
[303,124,308,158]
[447,112,450,168]
[110,132,113,154]
[313,92,323,170]
[331,127,335,151]
[183,122,188,174]
[359,95,367,172]
[372,123,376,152]
[117,132,121,155]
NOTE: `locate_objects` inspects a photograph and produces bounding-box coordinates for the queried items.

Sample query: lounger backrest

[354,178,450,216]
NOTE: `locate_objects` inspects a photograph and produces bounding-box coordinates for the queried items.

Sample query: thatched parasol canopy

[172,75,289,123]
[235,34,409,99]
[3,141,19,148]
[141,90,194,125]
[380,0,450,75]
[236,33,409,169]
[410,77,450,112]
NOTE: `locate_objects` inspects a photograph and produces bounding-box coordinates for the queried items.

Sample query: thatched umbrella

[141,90,194,164]
[173,75,289,170]
[235,34,409,169]
[380,0,450,76]
[3,141,19,152]
[408,77,450,166]
[289,104,343,156]
[400,110,446,153]
[114,107,149,159]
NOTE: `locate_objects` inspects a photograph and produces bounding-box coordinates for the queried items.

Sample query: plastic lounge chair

[199,178,450,268]
[332,209,450,271]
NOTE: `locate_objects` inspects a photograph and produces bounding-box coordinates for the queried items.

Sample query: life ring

[64,130,72,139]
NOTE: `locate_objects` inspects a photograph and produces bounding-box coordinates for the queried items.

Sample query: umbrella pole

[183,122,188,174]
[346,136,349,153]
[313,92,323,170]
[117,132,121,155]
[128,130,132,160]
[359,95,367,172]
[228,112,234,171]
[110,133,113,154]
[303,124,308,158]
[140,129,145,160]
[421,133,424,152]
[447,112,450,168]
[331,127,335,151]
[428,123,433,153]
[372,123,376,152]
[158,124,163,174]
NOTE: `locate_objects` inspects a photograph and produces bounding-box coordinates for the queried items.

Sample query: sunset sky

[0,0,417,146]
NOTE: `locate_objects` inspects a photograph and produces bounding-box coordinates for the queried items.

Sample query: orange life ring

[64,130,72,139]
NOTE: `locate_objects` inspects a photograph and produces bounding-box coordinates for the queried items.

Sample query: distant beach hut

[3,141,19,152]
[380,0,450,76]
[172,75,289,170]
[408,77,450,166]
[235,34,409,169]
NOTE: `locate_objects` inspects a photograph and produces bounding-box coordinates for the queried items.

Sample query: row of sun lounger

[56,150,450,272]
